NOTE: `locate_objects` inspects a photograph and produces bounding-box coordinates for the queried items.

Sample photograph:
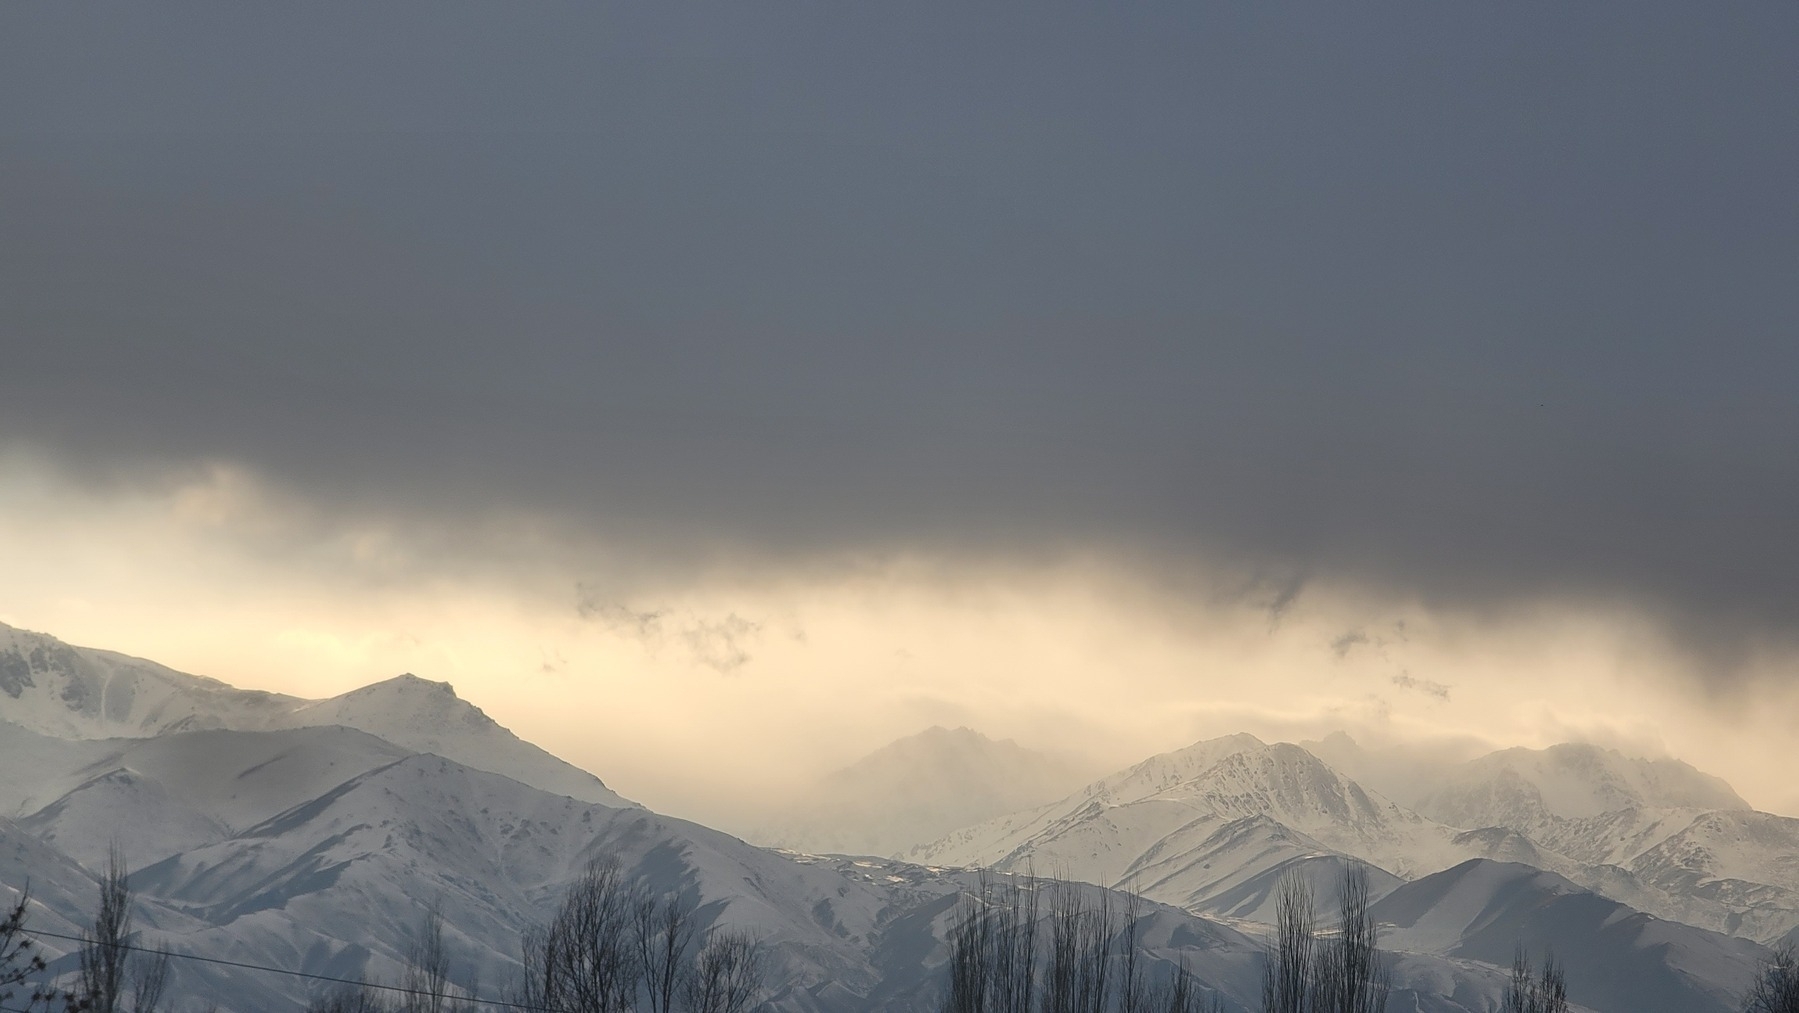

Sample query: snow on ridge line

[0,621,634,808]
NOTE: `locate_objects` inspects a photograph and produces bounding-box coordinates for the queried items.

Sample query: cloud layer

[3,3,1797,694]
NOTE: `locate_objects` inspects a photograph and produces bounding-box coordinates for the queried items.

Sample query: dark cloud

[1331,632,1371,661]
[576,588,762,674]
[677,615,761,675]
[1390,674,1452,703]
[577,598,669,642]
[3,5,1798,676]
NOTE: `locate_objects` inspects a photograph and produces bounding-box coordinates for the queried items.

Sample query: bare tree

[1502,947,1567,1013]
[126,948,169,1013]
[1118,893,1144,1013]
[1072,889,1113,1013]
[1745,944,1799,1013]
[2,886,61,1012]
[516,925,557,1012]
[679,930,764,1013]
[1040,879,1114,1013]
[944,880,992,1013]
[77,850,133,1013]
[1144,962,1192,1013]
[1144,957,1230,1013]
[634,891,696,1013]
[942,872,1233,1013]
[1261,872,1315,1013]
[402,905,453,1013]
[1314,863,1390,1013]
[1260,863,1389,1013]
[518,857,643,1013]
[455,969,482,1013]
[305,983,394,1013]
[943,872,1044,1013]
[1042,880,1081,1013]
[991,874,1039,1013]
[1145,957,1222,1013]
[72,850,175,1013]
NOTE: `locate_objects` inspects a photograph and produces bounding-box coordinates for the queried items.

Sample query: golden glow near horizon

[3,449,1797,827]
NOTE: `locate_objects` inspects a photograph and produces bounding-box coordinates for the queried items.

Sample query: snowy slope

[1,626,1784,1011]
[1412,742,1799,942]
[13,726,416,870]
[750,726,1093,858]
[0,817,103,941]
[0,623,301,739]
[110,749,1590,1013]
[1416,743,1749,833]
[908,737,1480,915]
[20,768,230,873]
[271,673,631,807]
[908,732,1799,953]
[0,622,630,807]
[122,754,1276,1012]
[0,722,111,815]
[1375,860,1769,1013]
[1173,847,1405,924]
[907,734,1268,870]
[1612,809,1799,941]
[125,753,974,1011]
[3,728,1594,1012]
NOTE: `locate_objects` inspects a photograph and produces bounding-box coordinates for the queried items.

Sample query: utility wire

[23,928,545,1012]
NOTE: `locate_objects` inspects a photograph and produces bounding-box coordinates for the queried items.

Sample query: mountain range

[0,621,1790,1012]
[908,729,1799,947]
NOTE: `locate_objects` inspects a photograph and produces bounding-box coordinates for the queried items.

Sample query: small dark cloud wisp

[1390,673,1452,703]
[577,587,762,674]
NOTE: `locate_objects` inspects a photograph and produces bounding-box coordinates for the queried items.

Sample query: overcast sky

[3,5,1797,821]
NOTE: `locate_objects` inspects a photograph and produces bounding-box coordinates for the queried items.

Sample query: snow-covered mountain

[1,624,1787,1012]
[14,726,415,870]
[273,672,630,807]
[6,743,1280,1013]
[0,622,302,739]
[907,735,1481,914]
[1415,742,1750,832]
[751,725,1093,857]
[1374,860,1769,1013]
[127,754,946,1011]
[0,627,1282,1011]
[909,731,1799,950]
[1411,742,1799,942]
[0,622,630,807]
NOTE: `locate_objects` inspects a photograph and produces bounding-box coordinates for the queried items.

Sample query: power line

[24,928,545,1012]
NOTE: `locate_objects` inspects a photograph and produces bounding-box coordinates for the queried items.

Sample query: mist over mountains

[1,621,1793,1012]
[748,725,1095,857]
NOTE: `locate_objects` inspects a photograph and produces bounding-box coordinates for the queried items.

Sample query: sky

[3,4,1797,823]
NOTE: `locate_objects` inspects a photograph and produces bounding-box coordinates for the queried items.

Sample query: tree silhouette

[1259,863,1390,1013]
[1,886,61,1012]
[1744,944,1799,1013]
[1502,947,1567,1013]
[74,849,170,1013]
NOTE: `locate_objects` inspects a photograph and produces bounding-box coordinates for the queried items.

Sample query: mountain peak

[924,724,985,738]
[1418,741,1751,828]
[909,725,996,746]
[0,625,633,809]
[0,625,300,738]
[351,672,458,695]
[1088,732,1268,803]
